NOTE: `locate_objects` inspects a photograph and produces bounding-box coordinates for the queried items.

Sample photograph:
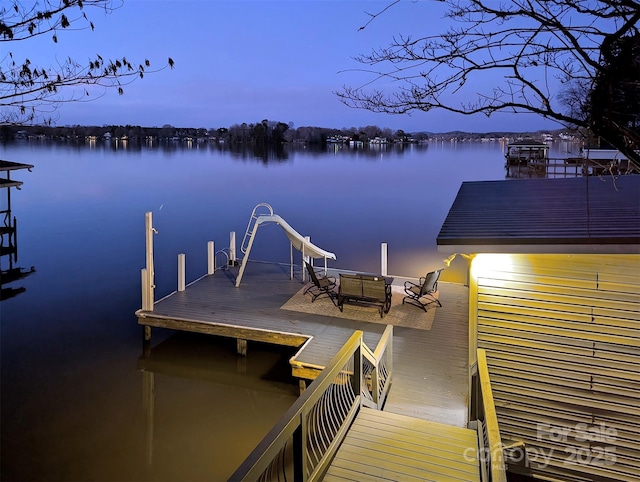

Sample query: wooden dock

[136,260,470,427]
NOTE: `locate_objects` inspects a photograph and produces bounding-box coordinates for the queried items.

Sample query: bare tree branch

[0,0,174,125]
[338,0,640,168]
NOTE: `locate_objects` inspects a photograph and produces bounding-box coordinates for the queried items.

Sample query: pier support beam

[237,338,247,356]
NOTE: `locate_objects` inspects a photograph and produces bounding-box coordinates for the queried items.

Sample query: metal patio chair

[303,261,337,305]
[402,269,443,311]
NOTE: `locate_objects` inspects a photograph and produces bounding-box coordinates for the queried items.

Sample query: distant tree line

[0,119,433,144]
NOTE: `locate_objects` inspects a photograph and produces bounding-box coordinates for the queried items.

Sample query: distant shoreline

[3,123,578,145]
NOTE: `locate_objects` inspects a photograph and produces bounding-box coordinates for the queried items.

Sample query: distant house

[437,176,640,482]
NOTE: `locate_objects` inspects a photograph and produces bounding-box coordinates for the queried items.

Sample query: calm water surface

[0,139,562,481]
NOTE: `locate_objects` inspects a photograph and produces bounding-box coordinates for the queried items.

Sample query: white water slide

[235,203,336,287]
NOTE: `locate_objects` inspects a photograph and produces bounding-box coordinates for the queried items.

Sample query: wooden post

[207,241,215,275]
[145,212,155,310]
[290,241,294,280]
[381,242,388,276]
[178,253,186,292]
[141,268,149,310]
[141,267,152,342]
[302,236,310,281]
[229,231,236,264]
[237,338,247,356]
[142,371,155,466]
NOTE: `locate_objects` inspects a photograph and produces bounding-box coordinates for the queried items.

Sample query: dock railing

[228,327,393,482]
[470,348,507,482]
[361,325,393,409]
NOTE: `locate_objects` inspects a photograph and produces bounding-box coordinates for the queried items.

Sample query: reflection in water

[138,333,299,481]
[226,142,290,164]
[0,160,35,300]
[13,136,434,163]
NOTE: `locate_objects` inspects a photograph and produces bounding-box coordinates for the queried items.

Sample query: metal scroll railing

[361,325,393,409]
[228,327,393,482]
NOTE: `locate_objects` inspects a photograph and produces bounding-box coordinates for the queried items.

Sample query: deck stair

[324,407,481,481]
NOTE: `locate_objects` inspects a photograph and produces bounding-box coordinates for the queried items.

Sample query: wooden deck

[136,260,470,427]
[383,281,469,427]
[324,407,480,482]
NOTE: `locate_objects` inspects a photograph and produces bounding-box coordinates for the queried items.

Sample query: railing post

[177,253,186,292]
[293,421,305,482]
[207,241,215,275]
[381,242,388,276]
[371,363,379,407]
[353,336,363,402]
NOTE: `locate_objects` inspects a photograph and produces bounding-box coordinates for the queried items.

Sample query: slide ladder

[240,203,273,255]
[235,203,336,288]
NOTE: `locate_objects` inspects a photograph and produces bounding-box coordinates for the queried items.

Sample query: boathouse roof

[0,160,34,173]
[437,175,640,254]
[506,139,548,147]
[0,160,34,190]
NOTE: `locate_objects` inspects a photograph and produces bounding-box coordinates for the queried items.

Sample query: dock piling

[207,241,215,274]
[381,242,388,276]
[230,231,236,264]
[178,253,185,292]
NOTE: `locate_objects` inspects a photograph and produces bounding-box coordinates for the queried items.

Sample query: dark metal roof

[0,160,34,172]
[0,178,23,189]
[437,175,640,253]
[506,139,547,147]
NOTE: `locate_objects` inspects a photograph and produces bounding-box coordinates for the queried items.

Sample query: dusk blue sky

[19,0,561,133]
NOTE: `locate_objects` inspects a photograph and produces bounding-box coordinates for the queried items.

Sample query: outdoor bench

[337,273,392,318]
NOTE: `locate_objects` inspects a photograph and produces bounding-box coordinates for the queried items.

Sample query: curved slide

[235,214,336,287]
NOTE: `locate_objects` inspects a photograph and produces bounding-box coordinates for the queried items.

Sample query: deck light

[470,253,513,280]
[443,252,472,267]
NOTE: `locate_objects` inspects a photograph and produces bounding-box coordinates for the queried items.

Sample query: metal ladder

[240,203,273,254]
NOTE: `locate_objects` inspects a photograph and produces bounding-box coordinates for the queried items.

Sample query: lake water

[0,139,570,481]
